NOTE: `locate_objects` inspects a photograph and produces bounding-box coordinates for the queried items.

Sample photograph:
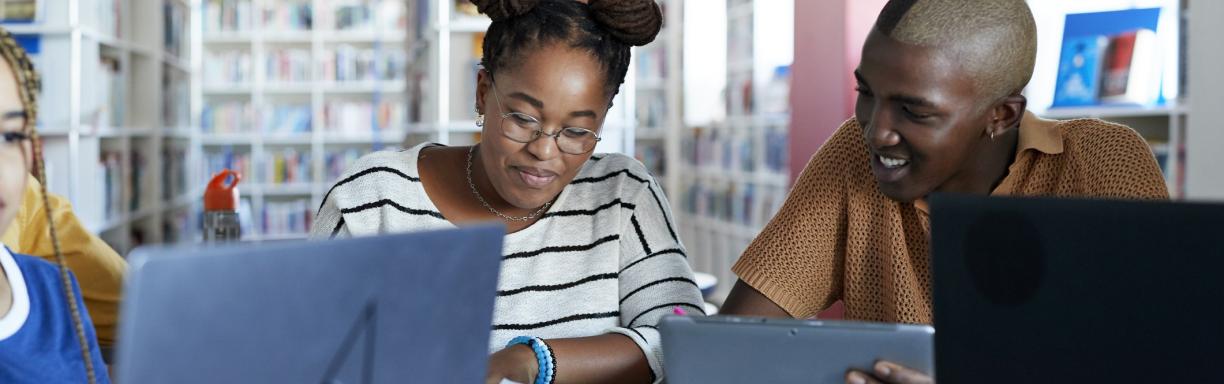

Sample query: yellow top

[1,175,126,347]
[732,112,1169,323]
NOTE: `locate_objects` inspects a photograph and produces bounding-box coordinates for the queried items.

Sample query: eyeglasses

[489,77,601,155]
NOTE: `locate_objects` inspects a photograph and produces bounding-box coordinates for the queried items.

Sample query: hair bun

[588,0,663,46]
[471,0,541,21]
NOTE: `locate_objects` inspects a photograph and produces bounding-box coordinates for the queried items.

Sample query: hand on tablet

[845,360,933,384]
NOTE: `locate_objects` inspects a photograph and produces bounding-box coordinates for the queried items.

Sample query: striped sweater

[310,143,704,381]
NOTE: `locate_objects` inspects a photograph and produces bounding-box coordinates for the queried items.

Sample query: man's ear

[987,94,1027,138]
[476,68,491,116]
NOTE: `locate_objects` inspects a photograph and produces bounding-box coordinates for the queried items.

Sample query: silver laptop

[115,225,504,384]
[661,315,934,383]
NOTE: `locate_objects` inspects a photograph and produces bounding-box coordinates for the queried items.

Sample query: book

[204,49,252,84]
[262,0,312,31]
[1052,35,1107,107]
[260,104,312,134]
[1099,29,1161,105]
[0,0,39,22]
[265,48,312,83]
[204,0,253,33]
[325,100,405,134]
[1051,7,1165,108]
[202,102,254,133]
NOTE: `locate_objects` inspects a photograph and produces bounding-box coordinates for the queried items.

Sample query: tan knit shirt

[731,111,1169,323]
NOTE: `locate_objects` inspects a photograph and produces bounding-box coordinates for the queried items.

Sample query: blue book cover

[1053,35,1107,107]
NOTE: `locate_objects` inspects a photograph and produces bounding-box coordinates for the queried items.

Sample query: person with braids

[0,29,127,355]
[0,27,111,384]
[311,0,700,383]
[720,1,1167,383]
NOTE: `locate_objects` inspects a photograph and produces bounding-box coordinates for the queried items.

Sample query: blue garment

[0,248,111,384]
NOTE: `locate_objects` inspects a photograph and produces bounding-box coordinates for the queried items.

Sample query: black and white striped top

[310,143,704,381]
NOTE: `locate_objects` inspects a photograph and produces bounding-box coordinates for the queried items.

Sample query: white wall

[1186,0,1224,200]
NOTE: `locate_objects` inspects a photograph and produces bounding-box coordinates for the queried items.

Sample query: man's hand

[845,360,933,384]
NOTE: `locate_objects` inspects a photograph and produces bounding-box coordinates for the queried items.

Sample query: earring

[475,105,485,127]
[989,130,996,141]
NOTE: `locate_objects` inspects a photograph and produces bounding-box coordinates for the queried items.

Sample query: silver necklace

[466,145,552,222]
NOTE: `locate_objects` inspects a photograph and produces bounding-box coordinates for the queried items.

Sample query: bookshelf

[405,0,635,153]
[1026,0,1188,197]
[3,0,197,254]
[197,0,410,241]
[630,0,682,198]
[675,0,794,302]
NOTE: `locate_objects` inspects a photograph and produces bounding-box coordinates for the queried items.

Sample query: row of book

[202,102,253,134]
[680,127,789,174]
[94,55,125,129]
[332,0,407,31]
[264,148,311,186]
[323,45,407,82]
[204,0,406,34]
[635,45,668,85]
[1052,8,1168,108]
[164,1,187,58]
[679,181,787,229]
[262,0,312,31]
[324,100,406,134]
[204,49,252,84]
[683,129,757,174]
[261,104,312,135]
[203,149,308,186]
[636,92,667,129]
[161,145,189,201]
[98,151,126,222]
[266,48,313,83]
[635,142,665,179]
[204,101,410,134]
[163,69,190,128]
[261,199,312,236]
[203,0,254,33]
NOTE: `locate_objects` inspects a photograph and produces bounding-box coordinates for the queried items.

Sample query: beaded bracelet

[506,336,556,384]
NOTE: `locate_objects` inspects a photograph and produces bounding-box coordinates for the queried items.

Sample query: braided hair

[472,0,663,97]
[0,27,99,384]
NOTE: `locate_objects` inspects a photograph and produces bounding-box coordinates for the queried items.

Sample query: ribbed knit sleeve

[609,175,704,382]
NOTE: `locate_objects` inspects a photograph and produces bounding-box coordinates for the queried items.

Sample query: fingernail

[846,373,866,384]
[874,362,892,376]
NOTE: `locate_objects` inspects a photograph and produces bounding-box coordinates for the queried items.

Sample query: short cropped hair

[876,0,1038,101]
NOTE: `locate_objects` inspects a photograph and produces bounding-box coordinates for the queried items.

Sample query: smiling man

[721,0,1167,382]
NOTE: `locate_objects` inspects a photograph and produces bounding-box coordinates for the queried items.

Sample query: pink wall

[789,0,887,320]
[788,0,887,182]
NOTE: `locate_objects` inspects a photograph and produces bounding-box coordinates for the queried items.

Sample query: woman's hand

[845,361,933,384]
[485,344,539,384]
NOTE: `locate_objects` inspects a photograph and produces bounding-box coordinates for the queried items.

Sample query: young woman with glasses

[310,1,703,383]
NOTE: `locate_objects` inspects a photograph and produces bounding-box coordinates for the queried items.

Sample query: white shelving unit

[1026,0,1188,197]
[196,0,410,241]
[406,0,634,153]
[5,0,196,254]
[675,0,794,302]
[630,0,683,198]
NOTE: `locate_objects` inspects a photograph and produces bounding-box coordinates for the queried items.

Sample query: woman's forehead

[497,45,609,110]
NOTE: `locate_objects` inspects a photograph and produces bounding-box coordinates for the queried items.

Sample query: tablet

[660,315,934,384]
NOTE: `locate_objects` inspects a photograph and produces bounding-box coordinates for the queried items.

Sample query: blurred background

[1,0,1220,304]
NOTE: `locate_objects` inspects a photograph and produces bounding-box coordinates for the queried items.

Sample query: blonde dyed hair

[876,0,1038,101]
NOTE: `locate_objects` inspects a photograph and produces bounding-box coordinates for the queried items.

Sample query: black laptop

[931,194,1224,383]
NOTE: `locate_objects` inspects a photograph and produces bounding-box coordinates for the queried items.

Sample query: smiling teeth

[879,156,909,168]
